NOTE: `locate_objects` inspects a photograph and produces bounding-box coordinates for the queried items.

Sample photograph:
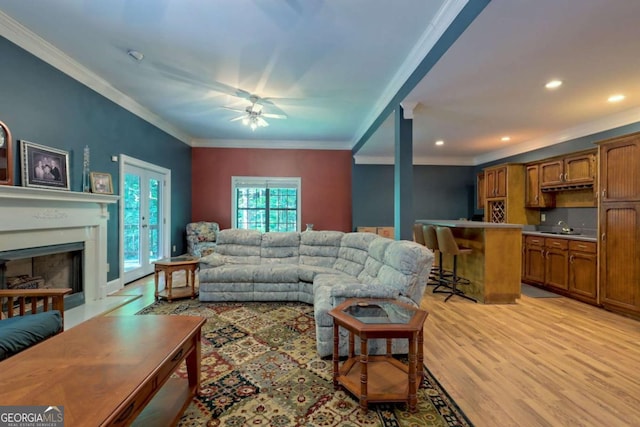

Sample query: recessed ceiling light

[607,94,625,103]
[127,49,144,62]
[435,140,444,146]
[545,79,563,89]
[501,136,511,142]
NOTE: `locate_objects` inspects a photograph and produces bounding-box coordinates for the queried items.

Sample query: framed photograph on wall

[90,171,113,194]
[20,140,70,190]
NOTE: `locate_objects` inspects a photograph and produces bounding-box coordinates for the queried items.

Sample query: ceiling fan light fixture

[435,140,444,146]
[545,79,562,89]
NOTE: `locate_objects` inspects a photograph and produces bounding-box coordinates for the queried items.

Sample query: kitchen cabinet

[485,166,507,198]
[477,172,485,210]
[523,235,597,302]
[545,238,568,290]
[525,163,554,208]
[540,150,596,189]
[483,163,537,224]
[568,240,597,303]
[597,130,640,317]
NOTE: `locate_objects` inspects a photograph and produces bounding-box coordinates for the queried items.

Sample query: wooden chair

[0,288,72,330]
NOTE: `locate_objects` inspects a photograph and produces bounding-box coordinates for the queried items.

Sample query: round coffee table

[153,256,200,302]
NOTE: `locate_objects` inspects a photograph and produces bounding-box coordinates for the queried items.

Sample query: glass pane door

[123,163,166,283]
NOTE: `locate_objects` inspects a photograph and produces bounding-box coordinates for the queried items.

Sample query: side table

[328,298,429,412]
[154,256,200,302]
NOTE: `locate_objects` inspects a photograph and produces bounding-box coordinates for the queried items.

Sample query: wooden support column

[394,104,414,241]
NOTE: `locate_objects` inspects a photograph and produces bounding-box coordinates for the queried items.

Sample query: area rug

[138,299,473,427]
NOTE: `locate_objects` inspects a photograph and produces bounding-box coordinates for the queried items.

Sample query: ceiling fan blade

[230,116,246,122]
[221,106,247,113]
[152,61,254,101]
[262,113,287,119]
[257,117,269,127]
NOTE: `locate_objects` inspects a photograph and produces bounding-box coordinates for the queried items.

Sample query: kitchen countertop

[416,219,523,229]
[522,230,597,242]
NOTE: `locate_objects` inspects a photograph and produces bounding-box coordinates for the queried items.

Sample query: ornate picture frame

[90,171,113,194]
[0,120,13,185]
[20,140,70,190]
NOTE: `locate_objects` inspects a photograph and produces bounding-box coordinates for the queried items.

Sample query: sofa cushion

[214,229,262,264]
[357,238,393,284]
[297,265,343,283]
[253,264,300,283]
[379,240,432,302]
[299,231,344,267]
[333,232,378,276]
[0,311,62,360]
[261,232,300,264]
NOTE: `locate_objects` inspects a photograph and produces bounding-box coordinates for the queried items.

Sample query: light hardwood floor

[421,289,640,427]
[113,277,640,426]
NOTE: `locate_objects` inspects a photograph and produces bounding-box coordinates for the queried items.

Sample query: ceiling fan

[224,95,288,131]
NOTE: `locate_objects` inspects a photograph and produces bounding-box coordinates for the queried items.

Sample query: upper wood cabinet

[599,133,640,202]
[482,163,538,224]
[477,172,485,210]
[525,163,554,208]
[485,166,507,198]
[540,150,596,189]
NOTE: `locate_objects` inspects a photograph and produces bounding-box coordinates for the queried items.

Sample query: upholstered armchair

[186,221,220,257]
[0,288,71,360]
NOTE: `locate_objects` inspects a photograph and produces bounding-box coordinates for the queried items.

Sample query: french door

[120,155,171,284]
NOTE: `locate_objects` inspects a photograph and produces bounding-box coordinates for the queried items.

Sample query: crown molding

[0,10,192,145]
[353,154,475,166]
[351,0,468,147]
[473,105,640,165]
[190,138,353,151]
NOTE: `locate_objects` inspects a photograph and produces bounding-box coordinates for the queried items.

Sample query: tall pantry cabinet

[597,132,640,316]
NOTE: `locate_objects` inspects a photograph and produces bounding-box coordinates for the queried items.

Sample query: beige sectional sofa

[199,229,433,357]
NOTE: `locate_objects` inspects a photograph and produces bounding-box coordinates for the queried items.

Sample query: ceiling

[1,0,640,166]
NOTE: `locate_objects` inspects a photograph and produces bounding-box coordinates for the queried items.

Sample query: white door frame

[118,154,171,285]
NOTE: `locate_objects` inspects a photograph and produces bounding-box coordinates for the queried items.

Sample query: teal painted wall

[353,164,475,230]
[0,36,192,281]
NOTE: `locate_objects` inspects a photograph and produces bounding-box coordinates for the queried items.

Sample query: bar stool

[434,226,477,303]
[422,225,453,291]
[414,223,439,288]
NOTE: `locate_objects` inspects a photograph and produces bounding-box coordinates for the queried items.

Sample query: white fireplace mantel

[0,185,119,302]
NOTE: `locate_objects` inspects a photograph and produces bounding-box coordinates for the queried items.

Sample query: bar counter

[416,220,523,304]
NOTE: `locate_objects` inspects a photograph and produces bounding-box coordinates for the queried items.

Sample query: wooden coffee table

[154,256,200,302]
[0,315,206,426]
[329,298,428,412]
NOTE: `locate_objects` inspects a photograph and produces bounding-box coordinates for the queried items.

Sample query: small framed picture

[20,140,70,190]
[90,172,113,194]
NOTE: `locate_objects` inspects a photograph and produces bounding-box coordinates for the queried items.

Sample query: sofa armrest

[0,288,71,330]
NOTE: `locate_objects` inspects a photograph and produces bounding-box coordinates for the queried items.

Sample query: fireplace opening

[0,242,84,311]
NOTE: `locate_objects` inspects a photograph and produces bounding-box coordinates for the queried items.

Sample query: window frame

[231,176,302,232]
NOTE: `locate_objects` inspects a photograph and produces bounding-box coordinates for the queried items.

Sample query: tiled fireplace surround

[0,185,118,303]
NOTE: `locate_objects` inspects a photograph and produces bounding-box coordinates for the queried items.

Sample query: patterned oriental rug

[138,299,473,427]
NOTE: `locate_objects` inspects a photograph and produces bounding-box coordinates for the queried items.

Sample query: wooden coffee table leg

[408,333,418,412]
[359,337,368,410]
[166,269,173,302]
[186,328,202,395]
[332,323,340,388]
[418,324,425,381]
[154,267,160,300]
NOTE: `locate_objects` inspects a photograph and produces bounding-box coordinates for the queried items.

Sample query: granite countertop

[522,230,597,242]
[416,219,523,229]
